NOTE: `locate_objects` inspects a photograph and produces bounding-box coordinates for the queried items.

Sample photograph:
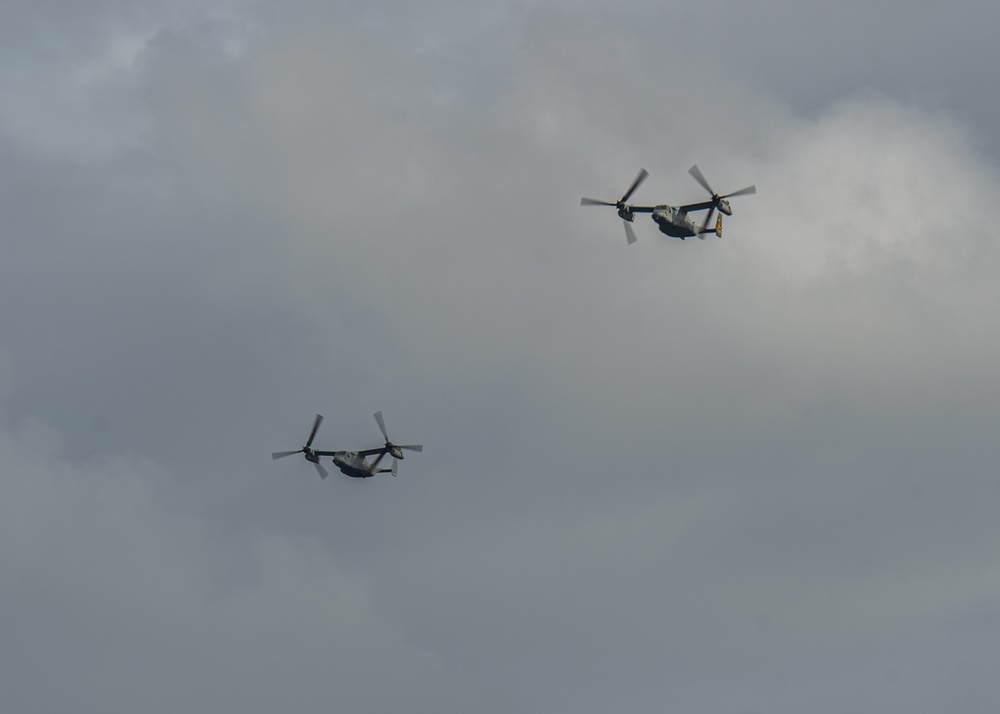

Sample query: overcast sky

[3,1,1000,713]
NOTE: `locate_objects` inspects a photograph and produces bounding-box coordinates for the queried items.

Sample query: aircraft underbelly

[340,467,372,478]
[655,220,692,238]
[652,209,692,239]
[335,460,373,478]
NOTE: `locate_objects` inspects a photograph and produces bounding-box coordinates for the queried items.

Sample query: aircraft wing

[357,447,389,457]
[677,200,714,213]
[313,449,346,457]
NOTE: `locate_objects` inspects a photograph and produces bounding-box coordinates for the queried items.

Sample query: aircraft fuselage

[330,451,378,478]
[651,205,701,239]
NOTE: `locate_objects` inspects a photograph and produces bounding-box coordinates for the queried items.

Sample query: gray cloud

[3,1,1000,713]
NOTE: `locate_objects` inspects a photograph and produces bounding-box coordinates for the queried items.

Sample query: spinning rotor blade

[624,220,638,245]
[688,164,714,195]
[372,410,422,459]
[699,206,716,237]
[722,184,756,198]
[305,414,323,448]
[581,169,648,245]
[272,413,325,467]
[313,461,329,480]
[374,411,389,442]
[581,168,648,208]
[620,168,649,204]
[690,165,755,216]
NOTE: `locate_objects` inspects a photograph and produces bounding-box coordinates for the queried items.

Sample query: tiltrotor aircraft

[581,164,755,244]
[271,412,422,479]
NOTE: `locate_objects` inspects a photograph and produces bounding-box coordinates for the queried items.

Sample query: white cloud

[742,94,1000,285]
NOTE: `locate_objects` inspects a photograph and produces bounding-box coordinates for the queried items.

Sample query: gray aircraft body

[272,412,422,479]
[581,165,755,244]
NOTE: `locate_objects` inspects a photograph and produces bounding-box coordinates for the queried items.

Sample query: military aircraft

[271,412,422,479]
[581,165,755,244]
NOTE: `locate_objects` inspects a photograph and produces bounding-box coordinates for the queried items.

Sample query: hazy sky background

[3,1,1000,712]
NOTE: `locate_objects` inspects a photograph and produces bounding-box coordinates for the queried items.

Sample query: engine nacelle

[718,198,733,216]
[617,207,635,222]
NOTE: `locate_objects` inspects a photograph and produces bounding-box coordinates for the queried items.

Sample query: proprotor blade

[398,444,423,452]
[313,461,329,479]
[374,411,389,442]
[699,206,716,237]
[624,220,637,245]
[272,449,302,460]
[305,414,324,449]
[580,197,618,206]
[723,184,756,198]
[620,168,649,204]
[688,164,714,196]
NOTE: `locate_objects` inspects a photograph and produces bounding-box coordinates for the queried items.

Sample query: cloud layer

[3,2,1000,713]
